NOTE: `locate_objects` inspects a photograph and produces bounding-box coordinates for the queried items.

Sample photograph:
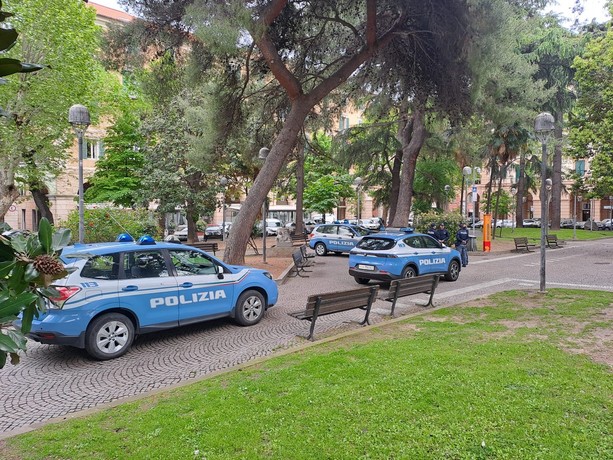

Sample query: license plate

[357,264,375,271]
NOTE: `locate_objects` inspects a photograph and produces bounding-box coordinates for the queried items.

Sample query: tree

[569,9,613,199]
[0,0,112,223]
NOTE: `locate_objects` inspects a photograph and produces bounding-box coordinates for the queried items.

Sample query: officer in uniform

[426,223,436,237]
[434,223,450,246]
[455,222,470,267]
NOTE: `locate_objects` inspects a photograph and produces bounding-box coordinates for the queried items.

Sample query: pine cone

[33,254,65,275]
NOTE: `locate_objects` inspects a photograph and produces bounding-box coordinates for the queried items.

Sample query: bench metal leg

[307,300,322,341]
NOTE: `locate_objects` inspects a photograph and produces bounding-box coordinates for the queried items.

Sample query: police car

[348,228,462,284]
[308,223,371,256]
[22,235,278,360]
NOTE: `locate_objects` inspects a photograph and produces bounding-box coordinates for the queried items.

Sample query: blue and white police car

[348,228,462,284]
[23,235,278,360]
[308,223,371,256]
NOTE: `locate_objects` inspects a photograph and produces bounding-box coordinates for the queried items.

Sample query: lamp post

[68,105,91,244]
[220,177,228,241]
[534,112,555,293]
[510,186,517,233]
[574,194,581,240]
[258,147,270,263]
[353,176,363,221]
[609,196,613,229]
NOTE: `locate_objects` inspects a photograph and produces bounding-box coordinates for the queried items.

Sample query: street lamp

[510,186,517,233]
[353,176,363,220]
[220,177,228,241]
[574,194,582,240]
[68,104,91,244]
[609,196,613,228]
[534,111,555,293]
[258,147,270,263]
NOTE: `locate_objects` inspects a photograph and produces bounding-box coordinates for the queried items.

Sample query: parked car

[259,218,283,236]
[494,219,514,228]
[471,220,484,229]
[16,236,278,360]
[522,219,540,228]
[205,222,232,238]
[560,219,577,229]
[360,218,385,231]
[285,220,317,234]
[583,218,603,230]
[600,218,612,230]
[308,223,371,256]
[173,226,189,241]
[348,229,462,284]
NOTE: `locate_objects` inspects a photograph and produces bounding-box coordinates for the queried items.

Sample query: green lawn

[2,289,612,459]
[490,226,613,242]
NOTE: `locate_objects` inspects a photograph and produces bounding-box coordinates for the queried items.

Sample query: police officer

[434,223,450,246]
[455,222,470,267]
[426,223,436,237]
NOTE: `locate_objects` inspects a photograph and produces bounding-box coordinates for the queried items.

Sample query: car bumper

[349,266,401,281]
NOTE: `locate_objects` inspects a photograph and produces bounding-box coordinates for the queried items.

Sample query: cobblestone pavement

[1,239,612,438]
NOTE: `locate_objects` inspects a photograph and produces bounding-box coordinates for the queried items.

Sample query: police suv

[308,223,371,256]
[348,228,462,284]
[23,235,278,360]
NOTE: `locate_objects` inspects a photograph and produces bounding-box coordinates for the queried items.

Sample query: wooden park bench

[289,286,379,341]
[188,241,219,255]
[384,274,441,316]
[289,248,313,278]
[546,234,564,249]
[513,237,536,252]
[290,233,309,246]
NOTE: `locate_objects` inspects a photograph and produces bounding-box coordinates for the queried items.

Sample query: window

[81,255,119,280]
[338,226,354,237]
[356,237,395,251]
[338,115,350,131]
[85,139,104,160]
[124,251,168,279]
[168,249,218,276]
[576,160,586,176]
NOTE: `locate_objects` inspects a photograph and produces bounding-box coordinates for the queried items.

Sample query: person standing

[434,223,450,246]
[426,223,436,237]
[455,222,470,267]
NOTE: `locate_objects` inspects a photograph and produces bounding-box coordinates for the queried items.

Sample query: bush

[414,211,465,241]
[61,208,161,243]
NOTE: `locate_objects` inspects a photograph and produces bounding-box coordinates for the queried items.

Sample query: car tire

[85,313,134,360]
[401,266,417,278]
[234,289,265,326]
[444,260,461,281]
[314,242,328,256]
[354,277,370,285]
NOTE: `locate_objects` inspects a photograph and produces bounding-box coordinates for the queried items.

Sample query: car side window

[124,251,168,279]
[81,254,119,280]
[421,235,441,249]
[168,249,218,276]
[318,225,337,235]
[338,226,354,237]
[404,236,422,248]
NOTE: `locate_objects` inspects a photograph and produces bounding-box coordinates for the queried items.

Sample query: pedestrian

[455,222,470,267]
[434,223,450,246]
[426,223,436,237]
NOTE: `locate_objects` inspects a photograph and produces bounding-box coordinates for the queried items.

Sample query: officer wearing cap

[434,223,450,246]
[455,222,470,267]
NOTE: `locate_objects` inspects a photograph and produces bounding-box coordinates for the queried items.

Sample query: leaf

[38,218,52,253]
[0,291,38,318]
[51,229,72,252]
[24,263,39,282]
[0,28,17,53]
[7,263,26,293]
[0,332,21,353]
[0,260,15,278]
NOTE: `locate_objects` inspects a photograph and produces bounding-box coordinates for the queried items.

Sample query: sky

[92,0,611,23]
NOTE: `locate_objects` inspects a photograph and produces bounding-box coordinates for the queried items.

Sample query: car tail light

[309,232,314,239]
[46,286,81,309]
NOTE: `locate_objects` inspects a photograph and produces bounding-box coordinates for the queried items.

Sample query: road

[1,239,612,438]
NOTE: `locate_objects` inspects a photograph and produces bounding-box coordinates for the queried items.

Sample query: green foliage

[61,208,160,244]
[414,210,464,240]
[0,218,71,368]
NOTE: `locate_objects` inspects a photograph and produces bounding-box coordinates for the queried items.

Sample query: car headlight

[263,272,273,280]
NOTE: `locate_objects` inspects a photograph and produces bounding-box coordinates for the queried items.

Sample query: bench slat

[384,275,440,315]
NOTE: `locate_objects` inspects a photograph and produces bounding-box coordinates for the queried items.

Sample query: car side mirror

[216,264,224,279]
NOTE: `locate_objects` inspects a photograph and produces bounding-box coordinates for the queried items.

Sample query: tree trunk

[391,105,426,227]
[387,149,403,225]
[0,175,20,222]
[551,110,563,230]
[295,140,305,235]
[223,103,310,264]
[185,199,199,243]
[31,187,53,225]
[491,173,504,240]
[516,153,526,226]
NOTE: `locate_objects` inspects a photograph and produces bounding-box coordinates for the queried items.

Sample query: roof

[88,2,134,24]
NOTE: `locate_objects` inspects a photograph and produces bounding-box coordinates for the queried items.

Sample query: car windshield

[355,237,395,250]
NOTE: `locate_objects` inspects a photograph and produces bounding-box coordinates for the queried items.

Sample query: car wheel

[85,313,134,360]
[444,260,461,281]
[314,242,328,256]
[401,266,417,278]
[354,277,370,285]
[234,289,265,326]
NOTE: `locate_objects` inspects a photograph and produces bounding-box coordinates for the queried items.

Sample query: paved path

[1,239,612,438]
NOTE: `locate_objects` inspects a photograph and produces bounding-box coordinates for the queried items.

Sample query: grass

[489,226,613,242]
[2,289,612,459]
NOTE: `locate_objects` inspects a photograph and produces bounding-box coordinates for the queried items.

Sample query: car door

[118,250,179,330]
[167,248,234,325]
[334,225,360,252]
[417,235,449,274]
